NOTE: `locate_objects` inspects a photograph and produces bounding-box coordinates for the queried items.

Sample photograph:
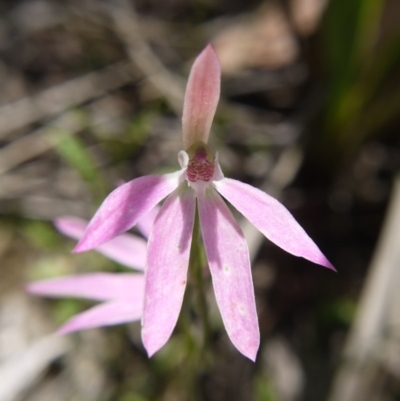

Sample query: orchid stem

[190,205,210,352]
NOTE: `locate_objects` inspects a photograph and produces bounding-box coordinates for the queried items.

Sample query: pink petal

[54,216,89,240]
[136,205,160,239]
[55,217,147,270]
[198,189,259,361]
[96,234,147,270]
[214,179,334,269]
[26,273,145,302]
[74,173,180,253]
[142,186,196,357]
[58,300,142,334]
[182,44,221,149]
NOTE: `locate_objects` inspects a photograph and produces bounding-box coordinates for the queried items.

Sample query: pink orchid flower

[26,210,158,333]
[73,45,333,361]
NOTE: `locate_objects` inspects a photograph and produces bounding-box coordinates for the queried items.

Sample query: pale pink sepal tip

[55,217,147,270]
[26,273,145,334]
[58,300,143,334]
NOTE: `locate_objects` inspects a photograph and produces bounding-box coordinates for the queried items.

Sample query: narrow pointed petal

[55,217,147,270]
[74,173,180,253]
[182,44,221,149]
[198,189,259,361]
[27,273,145,302]
[142,185,195,357]
[55,216,90,240]
[136,206,160,239]
[95,234,147,270]
[58,300,142,334]
[214,179,334,269]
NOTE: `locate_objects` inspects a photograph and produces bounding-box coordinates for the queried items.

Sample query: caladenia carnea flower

[26,210,158,333]
[74,45,334,361]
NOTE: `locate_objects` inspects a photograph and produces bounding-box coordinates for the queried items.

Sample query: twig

[0,111,86,175]
[0,174,47,198]
[104,1,185,115]
[0,196,89,220]
[0,335,70,401]
[0,61,136,139]
[327,175,400,401]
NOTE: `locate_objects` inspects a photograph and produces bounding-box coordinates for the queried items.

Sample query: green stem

[189,205,210,352]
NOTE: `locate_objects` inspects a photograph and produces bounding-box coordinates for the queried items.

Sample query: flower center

[186,146,215,183]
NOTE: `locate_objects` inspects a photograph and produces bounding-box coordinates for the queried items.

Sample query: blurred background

[0,0,399,400]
